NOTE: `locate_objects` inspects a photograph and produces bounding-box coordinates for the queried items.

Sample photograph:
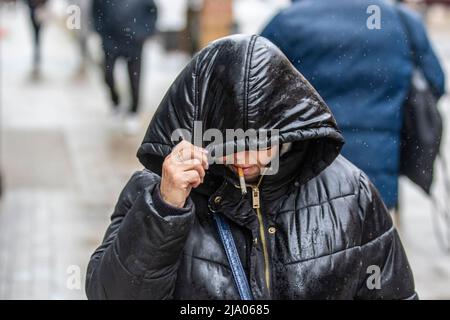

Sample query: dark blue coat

[261,0,445,208]
[93,0,158,54]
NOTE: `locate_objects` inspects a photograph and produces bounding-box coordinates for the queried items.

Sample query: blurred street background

[0,0,449,299]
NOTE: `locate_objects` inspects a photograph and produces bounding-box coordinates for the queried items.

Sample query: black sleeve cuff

[151,184,194,217]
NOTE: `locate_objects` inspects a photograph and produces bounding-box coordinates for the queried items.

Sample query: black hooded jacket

[86,35,416,300]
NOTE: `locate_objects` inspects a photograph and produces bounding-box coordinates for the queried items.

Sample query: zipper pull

[252,187,260,209]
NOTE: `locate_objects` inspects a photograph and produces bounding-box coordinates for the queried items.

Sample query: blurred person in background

[261,0,445,210]
[92,0,158,134]
[25,0,48,79]
[69,0,92,78]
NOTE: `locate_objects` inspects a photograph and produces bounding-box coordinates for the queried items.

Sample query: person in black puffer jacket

[86,35,417,300]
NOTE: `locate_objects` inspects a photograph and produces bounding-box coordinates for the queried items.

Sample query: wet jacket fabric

[92,0,157,54]
[261,0,446,208]
[86,35,417,300]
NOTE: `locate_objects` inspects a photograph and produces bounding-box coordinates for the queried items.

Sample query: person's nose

[234,151,248,165]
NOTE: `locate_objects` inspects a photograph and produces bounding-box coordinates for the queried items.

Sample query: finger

[172,139,205,155]
[189,147,209,169]
[183,170,202,188]
[172,139,191,153]
[174,144,209,169]
[178,159,205,180]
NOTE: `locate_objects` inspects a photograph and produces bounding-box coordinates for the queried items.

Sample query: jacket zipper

[232,172,271,293]
[251,183,271,293]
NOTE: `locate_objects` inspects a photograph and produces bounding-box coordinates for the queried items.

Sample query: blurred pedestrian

[261,0,445,209]
[69,0,93,78]
[92,0,158,134]
[25,0,48,79]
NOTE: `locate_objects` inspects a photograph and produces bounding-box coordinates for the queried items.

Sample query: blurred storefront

[158,0,233,55]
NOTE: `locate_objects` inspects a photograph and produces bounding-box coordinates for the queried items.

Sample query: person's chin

[243,170,260,182]
[244,176,259,183]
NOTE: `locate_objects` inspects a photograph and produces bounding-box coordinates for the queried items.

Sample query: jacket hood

[137,34,344,192]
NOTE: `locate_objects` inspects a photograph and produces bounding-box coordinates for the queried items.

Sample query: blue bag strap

[212,213,254,300]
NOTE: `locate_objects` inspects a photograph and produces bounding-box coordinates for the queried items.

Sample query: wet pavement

[0,2,449,299]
